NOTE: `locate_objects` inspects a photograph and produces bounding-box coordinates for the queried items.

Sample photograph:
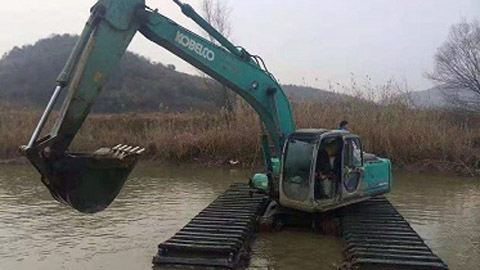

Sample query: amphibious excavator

[21,0,392,215]
[19,2,455,269]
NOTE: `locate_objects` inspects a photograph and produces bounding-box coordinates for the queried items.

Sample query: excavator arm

[138,4,295,155]
[21,0,295,213]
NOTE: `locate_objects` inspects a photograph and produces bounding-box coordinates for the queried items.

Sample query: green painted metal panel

[271,158,281,175]
[50,0,145,153]
[252,173,269,191]
[363,158,392,196]
[138,10,295,158]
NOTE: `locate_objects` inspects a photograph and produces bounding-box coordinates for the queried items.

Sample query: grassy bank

[1,99,479,175]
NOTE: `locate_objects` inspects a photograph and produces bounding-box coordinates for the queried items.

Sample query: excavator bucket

[28,145,144,213]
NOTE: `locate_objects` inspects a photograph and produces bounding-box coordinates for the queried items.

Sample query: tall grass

[1,97,479,174]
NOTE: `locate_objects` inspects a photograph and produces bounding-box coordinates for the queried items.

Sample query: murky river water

[0,164,478,270]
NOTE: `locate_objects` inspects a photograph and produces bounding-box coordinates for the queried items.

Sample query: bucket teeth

[112,144,123,150]
[108,144,145,158]
[118,145,129,151]
[93,144,145,159]
[129,146,140,153]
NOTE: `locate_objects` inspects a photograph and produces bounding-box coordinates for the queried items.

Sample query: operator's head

[326,140,338,156]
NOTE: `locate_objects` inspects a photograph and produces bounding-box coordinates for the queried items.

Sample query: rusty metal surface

[339,197,448,270]
[153,183,269,269]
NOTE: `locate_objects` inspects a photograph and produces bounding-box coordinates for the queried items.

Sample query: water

[0,164,478,270]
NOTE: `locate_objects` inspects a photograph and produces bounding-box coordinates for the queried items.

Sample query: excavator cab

[278,129,391,212]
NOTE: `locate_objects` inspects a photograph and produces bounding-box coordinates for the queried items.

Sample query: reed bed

[1,99,479,175]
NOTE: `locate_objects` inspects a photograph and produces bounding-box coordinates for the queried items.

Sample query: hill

[404,85,479,109]
[0,34,338,113]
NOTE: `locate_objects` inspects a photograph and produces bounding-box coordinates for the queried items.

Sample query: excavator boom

[21,0,295,213]
[138,5,295,154]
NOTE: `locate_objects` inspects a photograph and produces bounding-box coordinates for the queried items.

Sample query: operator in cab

[315,139,341,199]
[338,120,349,131]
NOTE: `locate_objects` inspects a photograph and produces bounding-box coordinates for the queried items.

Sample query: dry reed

[1,98,479,175]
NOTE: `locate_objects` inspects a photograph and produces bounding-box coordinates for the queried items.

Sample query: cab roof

[289,128,354,141]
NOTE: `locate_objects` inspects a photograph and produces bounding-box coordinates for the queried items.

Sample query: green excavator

[20,0,391,215]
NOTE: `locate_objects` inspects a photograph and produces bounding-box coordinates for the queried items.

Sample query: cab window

[345,138,363,168]
[282,139,314,201]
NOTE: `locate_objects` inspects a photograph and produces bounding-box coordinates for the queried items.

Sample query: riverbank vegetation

[1,31,479,175]
[1,96,479,175]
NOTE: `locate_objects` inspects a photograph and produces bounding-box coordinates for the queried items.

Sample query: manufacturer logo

[175,31,215,62]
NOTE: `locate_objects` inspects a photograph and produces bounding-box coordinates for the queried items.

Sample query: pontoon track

[339,196,448,270]
[153,183,269,269]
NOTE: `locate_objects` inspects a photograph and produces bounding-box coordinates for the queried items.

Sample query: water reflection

[388,171,480,269]
[0,164,478,270]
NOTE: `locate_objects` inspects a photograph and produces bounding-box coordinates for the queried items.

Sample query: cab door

[281,138,316,203]
[341,136,365,199]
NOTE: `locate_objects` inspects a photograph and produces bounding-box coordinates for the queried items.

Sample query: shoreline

[2,156,477,177]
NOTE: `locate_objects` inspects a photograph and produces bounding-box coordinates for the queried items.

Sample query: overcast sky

[1,0,479,91]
